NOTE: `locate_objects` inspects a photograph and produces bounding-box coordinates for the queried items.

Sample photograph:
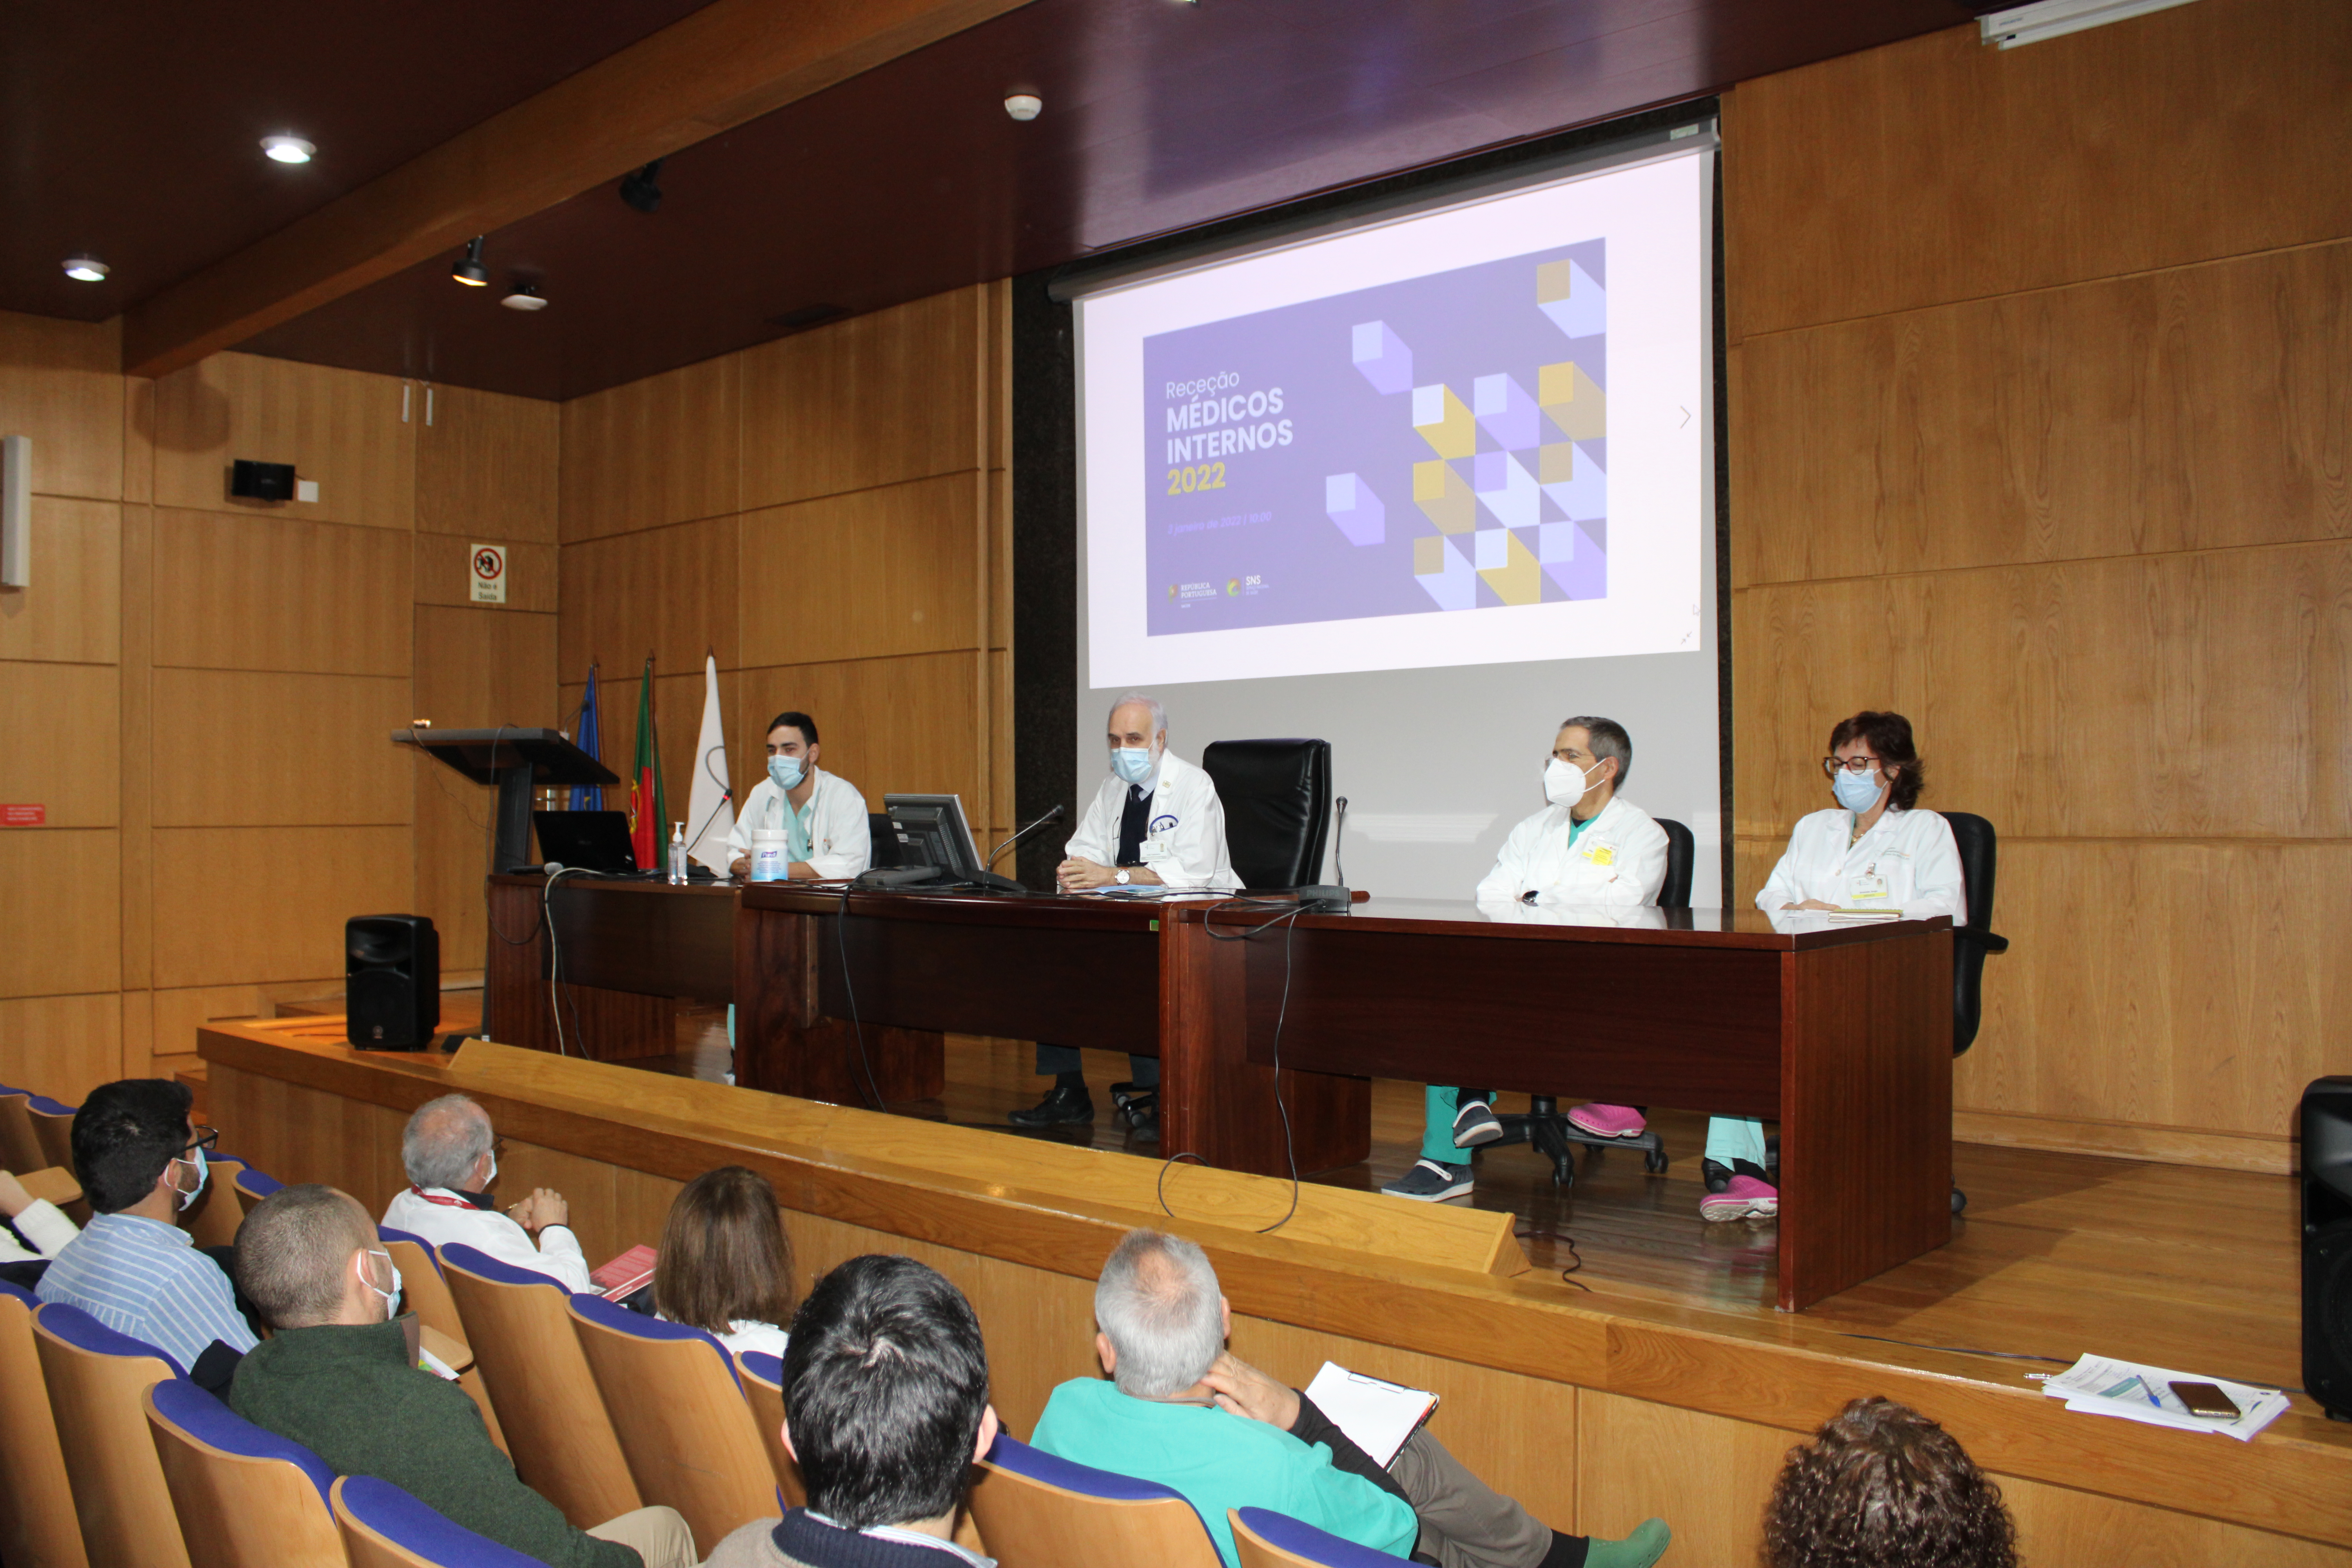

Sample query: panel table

[484,873,735,1060]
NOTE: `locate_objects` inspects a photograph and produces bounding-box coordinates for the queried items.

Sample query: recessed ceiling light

[451,236,490,287]
[261,134,316,165]
[1004,93,1042,122]
[63,256,109,282]
[501,282,548,312]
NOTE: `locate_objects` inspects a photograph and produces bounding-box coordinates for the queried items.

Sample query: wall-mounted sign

[2,804,45,825]
[470,543,508,604]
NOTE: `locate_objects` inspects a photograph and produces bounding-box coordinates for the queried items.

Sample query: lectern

[394,728,621,1038]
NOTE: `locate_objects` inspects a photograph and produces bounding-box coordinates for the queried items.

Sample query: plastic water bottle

[668,822,688,884]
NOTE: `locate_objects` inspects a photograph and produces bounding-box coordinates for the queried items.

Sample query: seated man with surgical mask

[1382,717,1668,1203]
[381,1093,594,1292]
[727,710,873,882]
[1011,692,1237,1141]
[36,1077,256,1375]
[232,1184,697,1568]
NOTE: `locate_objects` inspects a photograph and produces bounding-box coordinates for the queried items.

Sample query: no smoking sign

[470,542,508,604]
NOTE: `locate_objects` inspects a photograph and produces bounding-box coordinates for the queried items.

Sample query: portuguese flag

[628,656,666,872]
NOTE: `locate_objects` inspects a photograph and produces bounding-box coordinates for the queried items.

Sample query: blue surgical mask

[360,1247,403,1321]
[1833,766,1884,815]
[1112,747,1155,787]
[768,754,805,791]
[172,1146,208,1211]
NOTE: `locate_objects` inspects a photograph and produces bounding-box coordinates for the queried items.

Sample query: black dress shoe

[1009,1083,1094,1127]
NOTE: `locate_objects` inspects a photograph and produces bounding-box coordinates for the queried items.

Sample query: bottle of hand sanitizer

[668,822,688,884]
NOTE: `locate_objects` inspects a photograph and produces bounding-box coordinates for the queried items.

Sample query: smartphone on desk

[2167,1380,2240,1419]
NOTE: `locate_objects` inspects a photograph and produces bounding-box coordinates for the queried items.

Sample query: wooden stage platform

[199,1013,2350,1566]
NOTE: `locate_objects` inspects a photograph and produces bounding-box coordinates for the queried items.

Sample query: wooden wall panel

[1731,544,2352,843]
[737,288,984,510]
[149,670,413,827]
[1731,240,2352,590]
[558,514,739,676]
[413,534,558,613]
[0,830,119,998]
[146,981,347,1076]
[733,653,982,816]
[153,509,412,675]
[0,310,123,501]
[1724,0,2352,337]
[0,661,120,827]
[0,498,120,664]
[559,356,739,543]
[417,603,559,956]
[737,474,982,666]
[149,352,416,530]
[0,992,123,1104]
[152,826,412,989]
[416,383,560,543]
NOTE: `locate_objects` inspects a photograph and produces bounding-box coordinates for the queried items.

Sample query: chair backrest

[184,1158,249,1252]
[566,1292,777,1553]
[1939,811,2007,1055]
[233,1166,285,1204]
[0,1281,89,1568]
[969,1435,1222,1568]
[332,1474,541,1568]
[27,1096,76,1171]
[32,1302,194,1568]
[1200,739,1334,891]
[0,1091,46,1175]
[377,1229,508,1455]
[144,1376,344,1568]
[1651,817,1695,910]
[734,1350,807,1509]
[1233,1506,1416,1567]
[438,1245,639,1528]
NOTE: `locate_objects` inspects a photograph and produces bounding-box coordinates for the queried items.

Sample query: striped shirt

[36,1212,257,1370]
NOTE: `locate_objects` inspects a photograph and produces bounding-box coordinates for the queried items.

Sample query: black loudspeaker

[2304,1076,2352,1421]
[346,915,440,1050]
[229,459,296,501]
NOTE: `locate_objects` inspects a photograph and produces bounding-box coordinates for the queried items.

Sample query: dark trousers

[1034,1042,1159,1088]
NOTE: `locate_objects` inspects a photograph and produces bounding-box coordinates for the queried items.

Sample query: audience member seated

[231,1181,700,1568]
[381,1093,594,1292]
[36,1077,255,1376]
[1032,1230,1668,1568]
[654,1165,797,1357]
[708,1254,999,1568]
[0,1167,78,1261]
[1762,1397,2016,1568]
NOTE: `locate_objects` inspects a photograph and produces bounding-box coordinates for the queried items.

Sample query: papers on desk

[1303,1361,1439,1467]
[2043,1354,2288,1441]
[1827,906,1904,921]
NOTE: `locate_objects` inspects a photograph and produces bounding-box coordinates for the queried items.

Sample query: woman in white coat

[1719,711,1965,1223]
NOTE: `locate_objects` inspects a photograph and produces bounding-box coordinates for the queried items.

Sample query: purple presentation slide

[1143,239,1606,637]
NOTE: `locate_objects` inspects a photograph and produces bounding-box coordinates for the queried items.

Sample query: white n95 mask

[360,1248,403,1321]
[1544,757,1596,808]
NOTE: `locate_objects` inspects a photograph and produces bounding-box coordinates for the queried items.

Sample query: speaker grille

[2310,1219,2352,1414]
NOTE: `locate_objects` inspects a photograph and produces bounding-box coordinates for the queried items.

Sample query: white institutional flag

[685,654,733,870]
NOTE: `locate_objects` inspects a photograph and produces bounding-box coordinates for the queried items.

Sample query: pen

[2139,1377,2161,1409]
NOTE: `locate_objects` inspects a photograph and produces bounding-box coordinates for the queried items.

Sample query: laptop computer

[531,809,639,873]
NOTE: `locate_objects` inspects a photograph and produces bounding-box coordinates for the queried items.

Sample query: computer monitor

[531,809,639,873]
[881,795,987,882]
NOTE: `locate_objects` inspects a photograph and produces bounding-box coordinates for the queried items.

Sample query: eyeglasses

[184,1125,221,1155]
[1551,748,1588,763]
[1822,755,1883,775]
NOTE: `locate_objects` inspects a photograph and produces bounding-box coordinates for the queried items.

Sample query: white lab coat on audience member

[0,1199,78,1262]
[380,1186,595,1294]
[1475,795,1668,908]
[1755,807,1966,922]
[724,768,873,879]
[1065,750,1237,890]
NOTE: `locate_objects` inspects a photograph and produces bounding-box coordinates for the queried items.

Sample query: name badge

[1581,844,1615,868]
[1850,869,1891,903]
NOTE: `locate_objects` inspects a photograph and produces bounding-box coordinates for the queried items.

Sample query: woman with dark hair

[1763,1397,2016,1568]
[653,1166,798,1358]
[1704,711,1964,1223]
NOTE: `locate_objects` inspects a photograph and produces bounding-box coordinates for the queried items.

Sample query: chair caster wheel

[1951,1186,1968,1215]
[1551,1159,1575,1189]
[1644,1149,1668,1174]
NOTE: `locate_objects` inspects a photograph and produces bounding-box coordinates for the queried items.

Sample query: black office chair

[1199,739,1333,890]
[1480,818,1695,1188]
[1941,811,2010,1214]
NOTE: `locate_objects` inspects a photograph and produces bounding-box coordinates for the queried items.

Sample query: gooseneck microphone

[987,803,1069,869]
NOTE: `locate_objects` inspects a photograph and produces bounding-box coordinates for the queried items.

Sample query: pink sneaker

[1567,1103,1647,1138]
[1700,1174,1779,1222]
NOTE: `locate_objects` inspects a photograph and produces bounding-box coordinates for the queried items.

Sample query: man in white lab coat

[726,710,872,882]
[380,1094,593,1291]
[1009,693,1236,1142]
[1383,716,1669,1201]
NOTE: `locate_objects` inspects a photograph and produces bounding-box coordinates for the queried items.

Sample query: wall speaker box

[2304,1075,2352,1421]
[230,458,296,501]
[347,914,440,1050]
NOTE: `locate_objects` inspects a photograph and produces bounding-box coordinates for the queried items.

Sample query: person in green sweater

[1029,1230,1669,1568]
[228,1182,699,1568]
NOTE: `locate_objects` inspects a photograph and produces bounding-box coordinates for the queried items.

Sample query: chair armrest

[1956,928,2009,956]
[18,1167,82,1207]
[419,1323,476,1375]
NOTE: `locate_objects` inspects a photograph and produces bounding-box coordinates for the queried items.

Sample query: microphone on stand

[987,803,1067,869]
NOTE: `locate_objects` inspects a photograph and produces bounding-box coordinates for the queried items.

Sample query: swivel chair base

[1485,1096,1669,1190]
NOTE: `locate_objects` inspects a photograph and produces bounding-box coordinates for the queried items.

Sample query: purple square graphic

[1472,373,1540,450]
[1324,473,1385,546]
[1351,321,1414,395]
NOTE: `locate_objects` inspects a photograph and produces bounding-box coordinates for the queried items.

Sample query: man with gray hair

[1011,693,1236,1141]
[379,1093,593,1291]
[1030,1230,1667,1568]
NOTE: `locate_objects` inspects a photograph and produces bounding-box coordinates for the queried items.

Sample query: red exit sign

[2,804,45,826]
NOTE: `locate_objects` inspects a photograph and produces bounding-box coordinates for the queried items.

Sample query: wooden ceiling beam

[121,0,1032,379]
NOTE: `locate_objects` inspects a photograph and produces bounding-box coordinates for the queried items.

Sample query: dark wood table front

[485,874,736,1060]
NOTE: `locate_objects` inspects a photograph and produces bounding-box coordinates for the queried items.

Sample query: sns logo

[1226,578,1241,596]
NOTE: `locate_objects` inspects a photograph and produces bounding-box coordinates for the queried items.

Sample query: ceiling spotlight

[501,281,548,312]
[261,134,315,165]
[62,256,109,283]
[619,159,665,215]
[451,236,490,287]
[1004,93,1043,122]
